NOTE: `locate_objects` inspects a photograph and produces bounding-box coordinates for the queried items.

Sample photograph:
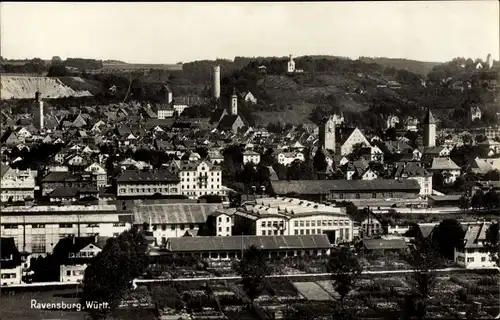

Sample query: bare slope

[0,76,93,100]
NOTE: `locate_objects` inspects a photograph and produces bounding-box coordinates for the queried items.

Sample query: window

[372,193,377,199]
[355,193,360,199]
[261,222,266,227]
[59,223,73,228]
[227,217,230,223]
[294,221,298,227]
[32,234,46,253]
[32,224,45,229]
[180,225,185,230]
[67,271,71,276]
[3,224,18,229]
[171,225,175,230]
[299,221,304,227]
[189,224,194,229]
[87,224,99,228]
[467,257,474,263]
[218,227,222,232]
[481,257,486,262]
[226,227,230,232]
[113,222,125,227]
[262,230,266,235]
[294,230,298,235]
[311,221,316,227]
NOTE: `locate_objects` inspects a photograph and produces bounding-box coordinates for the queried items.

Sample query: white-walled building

[287,55,296,73]
[393,162,433,196]
[454,222,497,269]
[277,152,305,166]
[157,106,175,119]
[132,201,225,245]
[340,128,371,156]
[168,160,224,198]
[1,237,23,285]
[84,162,107,188]
[234,197,353,244]
[429,157,461,185]
[0,204,131,256]
[0,166,36,202]
[243,150,261,165]
[173,104,189,115]
[56,235,105,282]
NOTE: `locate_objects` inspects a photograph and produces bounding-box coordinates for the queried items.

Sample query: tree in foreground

[484,222,499,266]
[401,238,444,320]
[234,245,272,305]
[431,218,465,260]
[81,228,148,319]
[327,247,363,310]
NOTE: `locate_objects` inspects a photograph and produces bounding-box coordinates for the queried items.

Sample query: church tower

[423,108,436,148]
[319,115,336,152]
[33,91,44,130]
[287,54,296,73]
[229,87,238,115]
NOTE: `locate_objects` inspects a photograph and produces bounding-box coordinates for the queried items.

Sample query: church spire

[423,108,436,125]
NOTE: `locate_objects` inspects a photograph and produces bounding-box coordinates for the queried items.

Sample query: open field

[2,270,498,320]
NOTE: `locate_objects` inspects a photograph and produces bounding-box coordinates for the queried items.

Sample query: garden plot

[293,282,332,301]
[432,277,463,293]
[315,280,341,299]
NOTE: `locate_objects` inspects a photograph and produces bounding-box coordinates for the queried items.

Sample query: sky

[1,1,499,64]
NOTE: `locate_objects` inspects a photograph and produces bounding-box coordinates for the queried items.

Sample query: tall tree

[234,245,272,304]
[313,149,328,173]
[81,228,148,319]
[327,247,363,309]
[484,222,499,266]
[401,238,444,320]
[431,219,465,260]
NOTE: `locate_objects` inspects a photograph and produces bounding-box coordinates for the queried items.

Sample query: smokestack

[212,66,221,100]
[486,53,493,69]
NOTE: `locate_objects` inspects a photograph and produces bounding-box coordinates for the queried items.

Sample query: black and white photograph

[0,1,499,319]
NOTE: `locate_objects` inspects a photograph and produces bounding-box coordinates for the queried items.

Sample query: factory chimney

[212,65,221,100]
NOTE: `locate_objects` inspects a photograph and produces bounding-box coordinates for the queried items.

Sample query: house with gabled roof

[1,237,23,285]
[337,127,371,156]
[454,222,496,269]
[429,157,461,184]
[393,161,433,196]
[53,235,107,282]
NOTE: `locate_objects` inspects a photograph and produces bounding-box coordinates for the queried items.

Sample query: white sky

[1,1,499,63]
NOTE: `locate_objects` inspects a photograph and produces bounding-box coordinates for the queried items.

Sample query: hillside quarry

[1,76,93,99]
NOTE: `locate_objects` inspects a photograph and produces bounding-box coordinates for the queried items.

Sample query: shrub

[476,276,498,286]
[456,288,469,303]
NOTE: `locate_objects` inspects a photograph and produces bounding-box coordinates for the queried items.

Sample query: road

[2,267,498,289]
[133,266,500,284]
